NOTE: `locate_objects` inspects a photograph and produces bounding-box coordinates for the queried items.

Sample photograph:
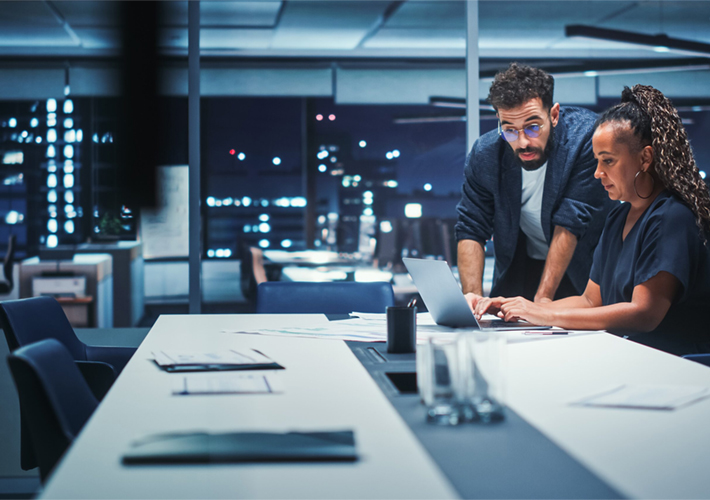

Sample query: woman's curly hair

[596,84,710,238]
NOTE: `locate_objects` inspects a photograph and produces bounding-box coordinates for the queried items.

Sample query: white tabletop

[505,332,710,499]
[40,314,458,499]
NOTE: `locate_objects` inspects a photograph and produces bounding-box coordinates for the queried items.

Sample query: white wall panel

[160,68,333,96]
[336,68,465,104]
[338,69,597,105]
[0,69,64,99]
[70,67,122,96]
[5,66,707,102]
[553,76,597,105]
[599,71,710,99]
[201,68,333,96]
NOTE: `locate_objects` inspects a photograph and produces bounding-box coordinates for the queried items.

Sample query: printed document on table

[225,316,458,342]
[571,384,710,410]
[173,373,284,395]
[350,311,438,326]
[225,320,387,342]
[153,349,282,371]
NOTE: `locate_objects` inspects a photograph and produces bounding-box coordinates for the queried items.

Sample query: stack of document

[571,384,710,410]
[223,312,458,343]
[173,373,284,395]
[153,349,283,372]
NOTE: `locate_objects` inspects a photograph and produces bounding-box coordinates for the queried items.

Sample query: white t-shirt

[520,162,549,260]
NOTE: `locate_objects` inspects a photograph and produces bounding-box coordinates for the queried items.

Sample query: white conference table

[41,314,710,499]
[40,314,458,500]
[505,332,710,499]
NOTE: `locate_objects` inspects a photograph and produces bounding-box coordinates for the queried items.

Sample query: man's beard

[514,131,555,171]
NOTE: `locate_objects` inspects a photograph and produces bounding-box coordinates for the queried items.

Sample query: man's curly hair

[488,63,555,111]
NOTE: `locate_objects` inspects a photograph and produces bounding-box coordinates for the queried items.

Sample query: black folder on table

[152,349,285,373]
[122,431,358,465]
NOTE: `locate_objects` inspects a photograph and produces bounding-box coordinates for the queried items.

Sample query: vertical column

[466,0,480,153]
[302,98,316,249]
[188,1,201,314]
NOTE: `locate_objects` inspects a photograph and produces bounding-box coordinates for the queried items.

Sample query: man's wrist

[534,293,553,303]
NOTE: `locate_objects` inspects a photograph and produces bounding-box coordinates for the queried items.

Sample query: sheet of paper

[154,349,273,367]
[571,384,710,410]
[173,373,284,395]
[225,317,460,343]
[226,323,387,342]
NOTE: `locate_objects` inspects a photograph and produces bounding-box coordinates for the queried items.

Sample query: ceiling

[1,0,709,61]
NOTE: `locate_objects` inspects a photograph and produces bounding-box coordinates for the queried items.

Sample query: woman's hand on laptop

[498,297,552,325]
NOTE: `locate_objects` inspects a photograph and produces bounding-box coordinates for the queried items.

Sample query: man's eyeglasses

[498,122,545,143]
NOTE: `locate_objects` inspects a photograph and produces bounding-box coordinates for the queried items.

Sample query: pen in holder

[386,303,417,354]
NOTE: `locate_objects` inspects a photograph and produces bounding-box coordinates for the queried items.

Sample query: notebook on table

[122,431,358,464]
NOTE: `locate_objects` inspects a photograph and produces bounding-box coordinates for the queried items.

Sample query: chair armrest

[85,345,136,374]
[75,361,116,401]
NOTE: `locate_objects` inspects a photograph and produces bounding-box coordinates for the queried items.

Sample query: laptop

[402,258,551,330]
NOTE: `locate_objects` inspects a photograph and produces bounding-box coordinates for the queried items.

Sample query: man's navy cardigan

[455,106,615,295]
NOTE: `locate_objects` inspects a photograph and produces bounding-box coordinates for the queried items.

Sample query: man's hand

[474,296,505,319]
[535,226,578,301]
[464,292,484,312]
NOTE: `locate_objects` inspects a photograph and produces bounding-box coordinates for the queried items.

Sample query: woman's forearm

[544,294,595,310]
[548,302,658,332]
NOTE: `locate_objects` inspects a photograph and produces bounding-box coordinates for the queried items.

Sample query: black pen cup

[387,306,417,354]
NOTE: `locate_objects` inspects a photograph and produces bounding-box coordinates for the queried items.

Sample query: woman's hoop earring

[634,170,655,199]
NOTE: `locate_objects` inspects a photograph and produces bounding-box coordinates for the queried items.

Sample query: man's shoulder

[559,106,597,138]
[474,127,504,151]
[468,128,505,164]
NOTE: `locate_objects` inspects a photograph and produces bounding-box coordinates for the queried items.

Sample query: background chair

[256,281,395,314]
[683,354,710,367]
[7,339,98,483]
[0,296,134,377]
[0,295,133,470]
[239,244,268,304]
[0,234,16,294]
[239,244,282,310]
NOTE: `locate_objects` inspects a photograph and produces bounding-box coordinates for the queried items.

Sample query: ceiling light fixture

[565,25,710,58]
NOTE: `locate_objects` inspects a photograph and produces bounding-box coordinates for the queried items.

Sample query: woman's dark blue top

[590,191,710,355]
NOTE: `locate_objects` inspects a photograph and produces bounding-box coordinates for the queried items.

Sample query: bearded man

[456,63,613,308]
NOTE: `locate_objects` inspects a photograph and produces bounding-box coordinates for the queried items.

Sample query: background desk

[263,250,363,267]
[41,242,144,327]
[19,254,113,328]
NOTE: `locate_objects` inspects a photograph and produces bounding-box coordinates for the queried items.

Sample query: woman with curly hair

[475,84,710,355]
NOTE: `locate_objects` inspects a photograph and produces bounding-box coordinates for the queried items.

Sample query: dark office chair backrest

[7,339,98,482]
[0,234,16,294]
[256,281,395,314]
[0,295,128,471]
[683,354,710,367]
[0,296,86,359]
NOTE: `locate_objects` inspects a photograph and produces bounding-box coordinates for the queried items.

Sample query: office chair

[239,244,267,303]
[256,281,395,314]
[7,339,98,483]
[239,244,282,310]
[0,234,16,294]
[0,295,134,375]
[683,354,710,367]
[0,295,133,470]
